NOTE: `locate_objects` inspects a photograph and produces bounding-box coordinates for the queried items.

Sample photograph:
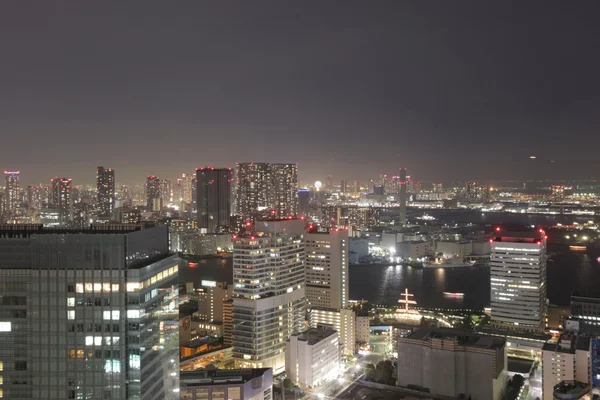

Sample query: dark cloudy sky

[1,1,600,186]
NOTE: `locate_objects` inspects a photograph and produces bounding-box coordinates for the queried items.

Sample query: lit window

[0,323,11,332]
[103,311,111,320]
[0,361,3,371]
[67,311,75,320]
[76,284,84,293]
[94,337,102,346]
[93,283,102,292]
[126,283,140,292]
[67,297,75,307]
[103,283,111,293]
[85,336,93,346]
[112,311,120,320]
[127,310,140,319]
[112,284,119,292]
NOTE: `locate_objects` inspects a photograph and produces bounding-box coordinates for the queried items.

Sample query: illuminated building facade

[50,177,72,225]
[4,170,20,216]
[146,176,161,211]
[180,173,193,204]
[285,326,341,388]
[541,335,591,400]
[305,228,348,310]
[0,224,180,400]
[232,219,306,373]
[490,228,547,330]
[297,189,310,217]
[235,163,298,220]
[96,167,115,217]
[196,167,232,233]
[180,368,273,400]
[160,179,171,206]
[268,163,298,218]
[27,185,43,213]
[399,168,407,225]
[234,162,270,220]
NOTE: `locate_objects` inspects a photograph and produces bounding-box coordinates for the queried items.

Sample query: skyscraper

[268,163,298,218]
[160,179,171,206]
[196,167,232,233]
[4,170,20,216]
[232,219,306,373]
[51,177,72,225]
[305,227,349,310]
[399,168,407,225]
[180,173,193,204]
[0,224,180,400]
[490,227,547,330]
[298,189,310,218]
[27,185,42,213]
[146,176,161,211]
[96,166,115,217]
[305,226,355,356]
[235,162,270,220]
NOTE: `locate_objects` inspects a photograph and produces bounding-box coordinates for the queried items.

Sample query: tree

[364,363,376,379]
[283,378,294,390]
[511,374,525,389]
[376,360,394,385]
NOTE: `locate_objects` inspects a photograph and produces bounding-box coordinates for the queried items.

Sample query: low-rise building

[285,326,341,388]
[356,313,370,345]
[542,335,591,400]
[396,241,427,260]
[180,368,273,400]
[311,307,355,356]
[396,327,507,400]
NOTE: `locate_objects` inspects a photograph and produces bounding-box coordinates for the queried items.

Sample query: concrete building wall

[356,315,370,344]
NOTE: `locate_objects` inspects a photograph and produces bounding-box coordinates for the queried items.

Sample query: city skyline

[1,2,600,184]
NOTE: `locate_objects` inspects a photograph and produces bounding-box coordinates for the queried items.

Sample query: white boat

[443,292,465,297]
[424,257,477,269]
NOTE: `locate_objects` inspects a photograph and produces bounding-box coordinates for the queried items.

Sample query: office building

[285,326,341,389]
[179,368,273,400]
[223,299,234,347]
[4,170,20,216]
[0,224,180,400]
[305,227,348,310]
[146,176,161,211]
[235,162,270,220]
[542,335,591,400]
[96,166,115,217]
[310,308,355,356]
[396,327,507,400]
[570,292,600,334]
[298,189,310,217]
[232,219,306,373]
[305,227,354,355]
[269,163,298,218]
[50,177,72,225]
[197,281,232,323]
[490,227,547,330]
[196,167,232,233]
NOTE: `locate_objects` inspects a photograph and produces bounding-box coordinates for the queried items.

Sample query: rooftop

[180,368,271,386]
[404,327,506,350]
[293,326,337,345]
[0,223,149,238]
[553,381,591,398]
[542,334,590,353]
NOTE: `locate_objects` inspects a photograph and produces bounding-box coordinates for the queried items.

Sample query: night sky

[1,1,600,186]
